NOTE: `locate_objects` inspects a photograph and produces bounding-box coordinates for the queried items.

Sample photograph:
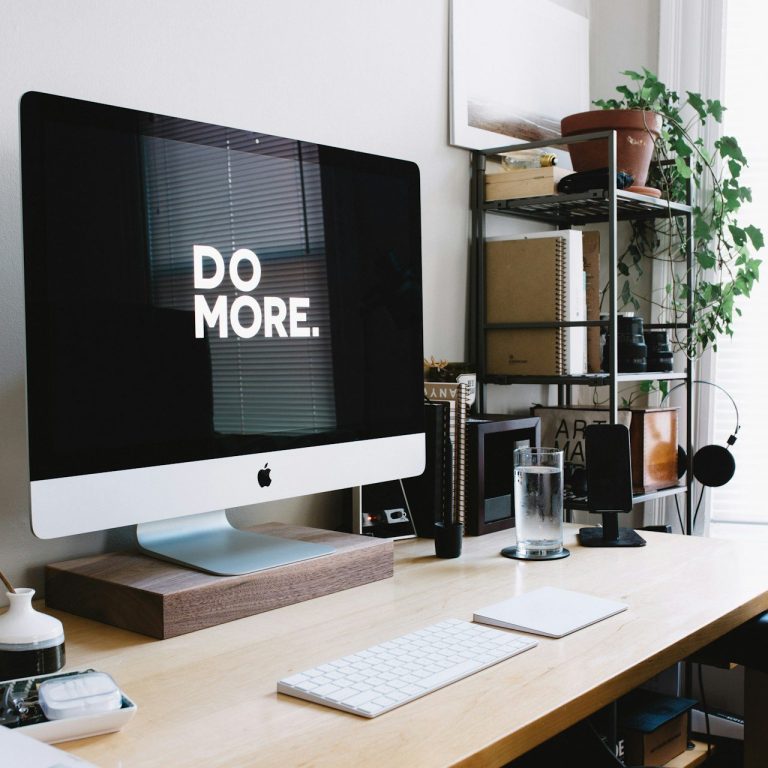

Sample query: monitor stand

[136,510,335,576]
[46,522,392,638]
[579,512,646,548]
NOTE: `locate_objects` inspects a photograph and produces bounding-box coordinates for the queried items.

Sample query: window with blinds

[141,128,336,437]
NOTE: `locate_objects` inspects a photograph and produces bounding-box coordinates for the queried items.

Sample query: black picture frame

[465,415,541,536]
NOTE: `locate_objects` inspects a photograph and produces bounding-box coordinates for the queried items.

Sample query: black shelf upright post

[470,150,487,414]
[606,129,619,425]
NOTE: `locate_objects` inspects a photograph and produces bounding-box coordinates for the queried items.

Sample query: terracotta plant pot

[560,109,661,189]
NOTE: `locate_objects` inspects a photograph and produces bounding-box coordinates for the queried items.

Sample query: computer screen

[20,91,425,574]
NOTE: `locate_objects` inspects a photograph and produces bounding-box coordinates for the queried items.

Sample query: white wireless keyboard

[277,618,537,717]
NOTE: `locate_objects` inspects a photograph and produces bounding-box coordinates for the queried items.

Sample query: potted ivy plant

[565,68,763,358]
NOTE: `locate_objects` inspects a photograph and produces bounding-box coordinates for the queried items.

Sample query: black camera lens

[644,331,674,372]
[602,316,647,372]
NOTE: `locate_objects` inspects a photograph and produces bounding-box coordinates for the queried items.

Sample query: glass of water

[502,447,569,561]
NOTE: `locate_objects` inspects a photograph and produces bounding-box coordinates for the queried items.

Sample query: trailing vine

[594,68,763,356]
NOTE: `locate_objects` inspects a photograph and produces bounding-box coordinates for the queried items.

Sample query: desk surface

[56,526,768,768]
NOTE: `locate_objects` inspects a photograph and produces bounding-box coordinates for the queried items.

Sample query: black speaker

[580,423,646,547]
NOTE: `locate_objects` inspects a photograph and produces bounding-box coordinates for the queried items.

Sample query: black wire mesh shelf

[484,188,692,225]
[565,483,687,511]
[481,371,688,386]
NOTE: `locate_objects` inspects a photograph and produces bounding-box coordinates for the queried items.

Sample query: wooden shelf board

[664,740,711,767]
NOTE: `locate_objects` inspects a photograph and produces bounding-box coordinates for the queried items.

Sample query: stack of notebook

[485,230,592,376]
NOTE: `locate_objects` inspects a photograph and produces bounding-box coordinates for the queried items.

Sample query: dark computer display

[20,92,425,571]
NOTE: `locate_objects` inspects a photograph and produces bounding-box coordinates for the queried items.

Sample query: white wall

[590,0,660,103]
[0,0,657,591]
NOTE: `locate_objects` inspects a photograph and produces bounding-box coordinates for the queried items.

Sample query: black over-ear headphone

[661,380,740,488]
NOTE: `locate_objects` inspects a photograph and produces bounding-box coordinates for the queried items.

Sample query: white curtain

[708,0,768,539]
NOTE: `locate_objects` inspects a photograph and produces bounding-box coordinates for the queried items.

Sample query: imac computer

[20,92,425,575]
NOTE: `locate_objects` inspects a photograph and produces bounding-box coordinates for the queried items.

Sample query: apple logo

[257,463,272,488]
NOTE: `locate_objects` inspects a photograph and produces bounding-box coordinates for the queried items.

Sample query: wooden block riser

[45,523,393,639]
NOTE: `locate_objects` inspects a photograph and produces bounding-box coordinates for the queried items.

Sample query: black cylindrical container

[601,315,648,372]
[434,522,463,558]
[0,588,65,681]
[617,316,647,372]
[644,331,674,372]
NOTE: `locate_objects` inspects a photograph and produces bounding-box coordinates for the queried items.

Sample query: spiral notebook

[485,231,586,376]
[473,586,627,638]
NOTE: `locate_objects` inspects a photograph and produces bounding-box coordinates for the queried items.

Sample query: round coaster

[501,546,570,561]
[625,185,662,198]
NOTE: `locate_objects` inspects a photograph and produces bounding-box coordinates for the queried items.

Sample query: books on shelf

[423,378,473,527]
[484,166,572,202]
[485,230,586,376]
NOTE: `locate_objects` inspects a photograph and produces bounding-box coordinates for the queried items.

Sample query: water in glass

[514,464,563,556]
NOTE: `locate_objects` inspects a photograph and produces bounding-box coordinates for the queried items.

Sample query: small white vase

[0,588,65,680]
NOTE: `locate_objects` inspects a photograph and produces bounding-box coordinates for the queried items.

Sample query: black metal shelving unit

[469,131,695,531]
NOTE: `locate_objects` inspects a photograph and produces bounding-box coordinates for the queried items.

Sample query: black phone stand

[579,423,646,548]
[579,513,646,547]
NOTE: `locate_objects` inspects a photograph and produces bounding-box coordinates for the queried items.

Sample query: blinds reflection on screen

[142,130,336,437]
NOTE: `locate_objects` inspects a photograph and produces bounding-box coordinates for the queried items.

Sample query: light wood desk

[54,526,768,768]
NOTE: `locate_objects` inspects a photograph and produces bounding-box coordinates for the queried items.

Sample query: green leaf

[620,280,633,307]
[729,225,747,246]
[675,156,692,178]
[722,186,741,212]
[717,136,748,164]
[622,69,645,81]
[673,136,692,157]
[697,250,716,269]
[707,99,725,122]
[694,216,711,241]
[686,91,707,120]
[646,80,665,104]
[745,225,765,250]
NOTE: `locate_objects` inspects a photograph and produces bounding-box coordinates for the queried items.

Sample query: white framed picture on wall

[449,0,590,150]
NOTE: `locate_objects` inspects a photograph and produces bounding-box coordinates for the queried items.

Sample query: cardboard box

[484,166,572,201]
[624,712,689,766]
[629,407,679,493]
[619,691,696,767]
